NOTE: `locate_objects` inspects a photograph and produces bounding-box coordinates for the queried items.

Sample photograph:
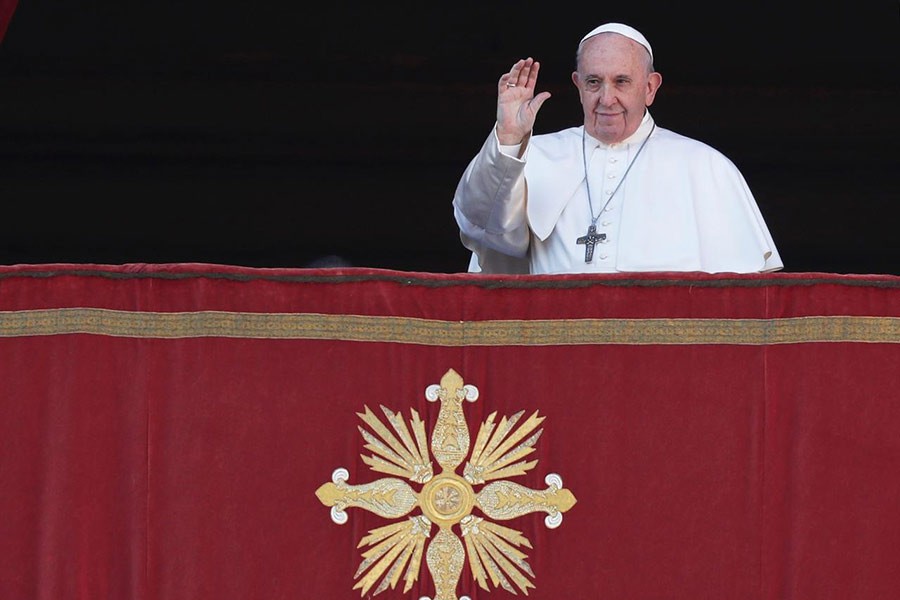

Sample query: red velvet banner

[1,264,898,600]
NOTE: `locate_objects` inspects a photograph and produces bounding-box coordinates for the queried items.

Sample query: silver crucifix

[576,224,606,263]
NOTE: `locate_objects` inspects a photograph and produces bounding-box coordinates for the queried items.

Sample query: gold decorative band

[1,308,898,345]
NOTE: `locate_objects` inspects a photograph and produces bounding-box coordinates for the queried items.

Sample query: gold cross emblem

[315,369,577,600]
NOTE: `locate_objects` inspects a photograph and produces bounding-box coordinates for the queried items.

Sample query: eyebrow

[582,73,633,81]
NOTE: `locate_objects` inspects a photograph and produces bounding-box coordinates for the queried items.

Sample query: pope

[453,22,783,275]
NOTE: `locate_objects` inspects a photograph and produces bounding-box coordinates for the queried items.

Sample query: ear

[645,71,662,106]
[571,70,584,101]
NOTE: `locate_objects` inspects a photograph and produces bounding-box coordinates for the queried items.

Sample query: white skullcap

[579,22,653,60]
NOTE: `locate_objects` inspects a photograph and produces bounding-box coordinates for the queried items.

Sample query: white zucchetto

[579,23,653,60]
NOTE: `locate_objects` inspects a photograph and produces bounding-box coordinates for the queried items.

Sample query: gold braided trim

[1,308,898,345]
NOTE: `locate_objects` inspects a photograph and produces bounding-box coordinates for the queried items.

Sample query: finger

[525,60,541,89]
[506,58,529,87]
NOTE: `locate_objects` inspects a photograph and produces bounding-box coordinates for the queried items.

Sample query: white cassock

[453,111,783,274]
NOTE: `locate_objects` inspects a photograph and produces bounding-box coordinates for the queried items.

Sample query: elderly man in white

[453,23,783,275]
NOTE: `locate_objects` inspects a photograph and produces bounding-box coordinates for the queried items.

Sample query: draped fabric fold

[1,263,898,599]
[0,0,18,42]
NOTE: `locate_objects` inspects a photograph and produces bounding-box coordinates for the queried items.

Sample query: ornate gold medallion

[315,369,577,600]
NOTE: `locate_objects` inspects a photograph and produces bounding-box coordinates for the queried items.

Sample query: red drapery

[1,264,898,600]
[0,0,17,42]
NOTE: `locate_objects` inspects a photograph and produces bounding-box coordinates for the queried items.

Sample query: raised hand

[495,58,552,146]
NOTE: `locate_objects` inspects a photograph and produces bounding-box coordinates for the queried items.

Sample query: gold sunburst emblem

[315,369,577,600]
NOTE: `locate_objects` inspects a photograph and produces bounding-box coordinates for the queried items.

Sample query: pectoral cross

[576,224,606,263]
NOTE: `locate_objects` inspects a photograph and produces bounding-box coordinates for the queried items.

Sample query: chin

[590,127,621,144]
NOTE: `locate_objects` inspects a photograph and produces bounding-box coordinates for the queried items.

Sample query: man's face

[572,33,661,144]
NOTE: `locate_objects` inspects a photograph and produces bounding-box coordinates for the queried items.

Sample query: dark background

[1,2,897,274]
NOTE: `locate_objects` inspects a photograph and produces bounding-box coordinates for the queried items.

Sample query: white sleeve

[452,126,531,271]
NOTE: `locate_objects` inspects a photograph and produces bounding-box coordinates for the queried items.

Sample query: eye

[583,77,601,92]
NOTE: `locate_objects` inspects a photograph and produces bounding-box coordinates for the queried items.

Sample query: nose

[596,83,616,106]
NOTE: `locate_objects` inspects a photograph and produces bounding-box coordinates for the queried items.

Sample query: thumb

[528,91,552,116]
